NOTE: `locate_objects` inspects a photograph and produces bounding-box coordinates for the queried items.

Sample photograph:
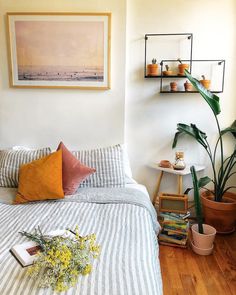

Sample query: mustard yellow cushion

[14,150,64,204]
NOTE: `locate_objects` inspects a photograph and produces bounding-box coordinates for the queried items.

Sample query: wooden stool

[151,164,205,205]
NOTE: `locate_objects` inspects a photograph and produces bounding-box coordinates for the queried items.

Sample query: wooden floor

[159,232,236,295]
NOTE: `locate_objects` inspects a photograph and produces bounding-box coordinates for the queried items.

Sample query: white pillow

[72,144,126,188]
[0,147,51,187]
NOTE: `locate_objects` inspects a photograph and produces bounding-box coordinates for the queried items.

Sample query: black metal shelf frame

[159,59,225,93]
[144,33,193,78]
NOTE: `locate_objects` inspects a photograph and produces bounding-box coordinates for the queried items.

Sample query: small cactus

[201,75,206,80]
[152,58,157,64]
[165,65,169,71]
[177,58,182,64]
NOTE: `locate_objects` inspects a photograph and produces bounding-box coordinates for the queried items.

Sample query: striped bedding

[0,187,163,295]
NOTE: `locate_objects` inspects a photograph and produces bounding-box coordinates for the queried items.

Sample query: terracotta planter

[200,79,211,90]
[178,64,189,76]
[191,224,216,255]
[201,191,236,234]
[184,81,192,92]
[147,64,158,76]
[162,70,173,76]
[170,82,177,92]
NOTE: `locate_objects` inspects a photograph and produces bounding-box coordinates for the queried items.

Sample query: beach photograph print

[7,13,111,89]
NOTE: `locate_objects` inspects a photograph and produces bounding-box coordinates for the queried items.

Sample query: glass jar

[174,152,186,170]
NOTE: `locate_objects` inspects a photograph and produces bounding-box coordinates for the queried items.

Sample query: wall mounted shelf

[144,33,226,94]
[144,33,193,78]
[160,91,222,94]
[160,59,225,93]
[145,75,187,79]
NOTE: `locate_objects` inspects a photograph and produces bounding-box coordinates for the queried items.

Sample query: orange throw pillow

[14,150,64,204]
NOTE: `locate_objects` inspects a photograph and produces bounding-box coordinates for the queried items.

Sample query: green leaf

[172,131,181,148]
[176,123,208,149]
[221,120,236,139]
[185,70,221,116]
[198,176,212,188]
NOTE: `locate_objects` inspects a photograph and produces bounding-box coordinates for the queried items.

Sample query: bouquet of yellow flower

[20,226,100,292]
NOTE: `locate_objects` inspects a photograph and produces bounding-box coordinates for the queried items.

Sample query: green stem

[218,156,235,199]
[222,186,236,196]
[215,116,224,199]
[205,139,218,197]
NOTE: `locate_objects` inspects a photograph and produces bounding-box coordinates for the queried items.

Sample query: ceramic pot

[178,64,189,76]
[147,64,158,76]
[159,160,172,168]
[162,70,173,76]
[191,224,216,249]
[170,82,177,92]
[191,240,214,256]
[200,79,211,90]
[184,81,192,92]
[201,191,236,234]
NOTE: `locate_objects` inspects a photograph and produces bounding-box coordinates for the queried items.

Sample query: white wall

[125,0,236,199]
[0,0,126,150]
[0,0,235,199]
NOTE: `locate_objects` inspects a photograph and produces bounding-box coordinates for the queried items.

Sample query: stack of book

[158,212,190,248]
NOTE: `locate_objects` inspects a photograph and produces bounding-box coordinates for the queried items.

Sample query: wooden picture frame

[159,193,188,214]
[7,12,111,89]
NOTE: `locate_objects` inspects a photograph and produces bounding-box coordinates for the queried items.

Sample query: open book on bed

[10,229,75,267]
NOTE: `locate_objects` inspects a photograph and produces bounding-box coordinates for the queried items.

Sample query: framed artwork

[7,13,111,89]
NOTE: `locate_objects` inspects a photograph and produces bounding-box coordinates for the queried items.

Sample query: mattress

[0,186,163,295]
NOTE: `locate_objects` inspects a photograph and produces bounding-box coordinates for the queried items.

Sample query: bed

[0,184,163,295]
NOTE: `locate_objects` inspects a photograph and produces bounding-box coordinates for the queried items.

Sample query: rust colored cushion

[14,150,64,204]
[57,142,96,195]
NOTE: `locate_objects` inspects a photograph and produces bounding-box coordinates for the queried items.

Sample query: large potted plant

[190,166,216,255]
[172,70,236,234]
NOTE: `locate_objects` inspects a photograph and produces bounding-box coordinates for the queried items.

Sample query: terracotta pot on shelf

[200,75,211,90]
[191,224,216,255]
[170,82,178,92]
[163,70,173,76]
[162,65,173,76]
[201,191,236,234]
[147,60,158,76]
[178,64,189,76]
[184,80,192,92]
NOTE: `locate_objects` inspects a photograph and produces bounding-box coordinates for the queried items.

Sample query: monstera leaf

[185,70,221,116]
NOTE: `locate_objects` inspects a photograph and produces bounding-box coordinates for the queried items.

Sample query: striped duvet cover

[0,187,163,295]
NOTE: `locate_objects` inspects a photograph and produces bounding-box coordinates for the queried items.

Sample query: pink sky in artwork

[15,20,104,68]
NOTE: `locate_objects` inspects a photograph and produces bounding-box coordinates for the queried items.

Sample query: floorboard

[159,232,236,295]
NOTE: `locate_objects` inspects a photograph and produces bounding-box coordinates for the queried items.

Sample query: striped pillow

[72,145,125,188]
[0,148,51,187]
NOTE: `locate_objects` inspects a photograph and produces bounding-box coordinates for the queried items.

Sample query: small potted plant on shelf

[172,70,236,234]
[190,166,216,255]
[162,65,173,76]
[170,81,178,92]
[200,75,211,90]
[184,80,192,92]
[147,58,158,76]
[177,59,189,76]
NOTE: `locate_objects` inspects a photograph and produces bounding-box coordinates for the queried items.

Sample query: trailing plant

[190,166,204,234]
[173,70,236,202]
